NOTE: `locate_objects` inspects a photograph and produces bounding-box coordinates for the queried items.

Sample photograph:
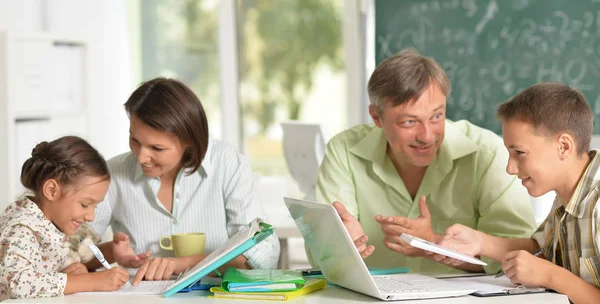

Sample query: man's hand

[112,232,152,268]
[332,201,375,259]
[375,196,438,257]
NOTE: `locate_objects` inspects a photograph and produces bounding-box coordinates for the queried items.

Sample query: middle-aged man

[314,49,537,274]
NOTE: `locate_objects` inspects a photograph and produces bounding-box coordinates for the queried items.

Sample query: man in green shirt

[315,50,536,274]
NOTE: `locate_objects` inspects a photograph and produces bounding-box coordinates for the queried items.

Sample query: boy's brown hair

[497,82,593,155]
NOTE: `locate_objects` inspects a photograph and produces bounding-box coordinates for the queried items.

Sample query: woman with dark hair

[88,78,280,284]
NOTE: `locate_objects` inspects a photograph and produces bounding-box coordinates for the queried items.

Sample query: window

[236,0,346,176]
[136,0,222,138]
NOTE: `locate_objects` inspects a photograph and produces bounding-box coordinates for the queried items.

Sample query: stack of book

[210,268,326,301]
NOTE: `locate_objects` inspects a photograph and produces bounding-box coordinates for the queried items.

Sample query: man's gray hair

[368,49,451,115]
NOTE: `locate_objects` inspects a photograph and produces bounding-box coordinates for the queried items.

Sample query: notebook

[210,278,327,301]
[221,268,305,292]
[162,218,274,297]
[444,275,546,296]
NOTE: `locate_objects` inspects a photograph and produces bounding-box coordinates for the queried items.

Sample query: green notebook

[211,278,327,301]
[221,268,306,292]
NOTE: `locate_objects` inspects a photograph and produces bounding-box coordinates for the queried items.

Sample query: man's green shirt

[315,120,537,274]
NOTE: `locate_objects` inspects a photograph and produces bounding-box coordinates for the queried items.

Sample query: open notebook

[78,277,223,295]
[79,218,273,297]
[444,275,546,296]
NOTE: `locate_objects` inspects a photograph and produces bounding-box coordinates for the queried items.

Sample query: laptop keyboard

[373,276,430,293]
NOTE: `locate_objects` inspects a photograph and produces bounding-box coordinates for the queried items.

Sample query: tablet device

[400,233,487,266]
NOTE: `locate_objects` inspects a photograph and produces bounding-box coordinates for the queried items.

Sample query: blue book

[163,218,274,297]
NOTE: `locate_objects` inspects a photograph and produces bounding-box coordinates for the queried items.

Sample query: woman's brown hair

[124,77,209,174]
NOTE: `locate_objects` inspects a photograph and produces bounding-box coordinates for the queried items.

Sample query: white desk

[4,285,569,303]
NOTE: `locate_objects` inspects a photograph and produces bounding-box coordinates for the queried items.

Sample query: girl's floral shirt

[0,199,69,300]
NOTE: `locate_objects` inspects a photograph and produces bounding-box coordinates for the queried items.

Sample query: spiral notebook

[444,275,546,297]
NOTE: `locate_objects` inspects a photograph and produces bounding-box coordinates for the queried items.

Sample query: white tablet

[400,233,487,266]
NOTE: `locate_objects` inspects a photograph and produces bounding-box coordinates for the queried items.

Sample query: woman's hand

[112,232,152,268]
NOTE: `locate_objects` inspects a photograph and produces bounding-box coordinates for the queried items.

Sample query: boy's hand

[62,262,88,274]
[132,257,178,285]
[502,250,554,287]
[95,267,129,291]
[375,196,437,257]
[332,201,375,259]
[428,224,483,266]
[112,232,152,268]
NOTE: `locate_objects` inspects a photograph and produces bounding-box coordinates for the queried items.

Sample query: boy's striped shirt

[533,150,600,287]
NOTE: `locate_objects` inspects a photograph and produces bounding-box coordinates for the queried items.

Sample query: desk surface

[5,285,569,303]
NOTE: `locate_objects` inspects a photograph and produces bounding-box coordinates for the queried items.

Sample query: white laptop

[284,197,477,301]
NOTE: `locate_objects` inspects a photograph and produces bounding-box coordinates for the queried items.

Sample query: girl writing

[0,136,128,300]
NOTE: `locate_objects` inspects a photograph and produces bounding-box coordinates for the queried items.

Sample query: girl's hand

[94,267,129,291]
[62,262,89,274]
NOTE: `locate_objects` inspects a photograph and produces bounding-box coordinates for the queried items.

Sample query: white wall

[0,0,43,32]
[0,0,132,160]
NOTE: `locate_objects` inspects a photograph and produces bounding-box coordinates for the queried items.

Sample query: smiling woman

[88,77,280,285]
[128,115,188,181]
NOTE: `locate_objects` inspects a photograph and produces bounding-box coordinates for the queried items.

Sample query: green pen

[368,267,410,275]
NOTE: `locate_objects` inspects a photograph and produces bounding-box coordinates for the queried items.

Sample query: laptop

[283,197,477,301]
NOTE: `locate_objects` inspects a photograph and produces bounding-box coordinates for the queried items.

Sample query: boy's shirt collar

[564,150,600,218]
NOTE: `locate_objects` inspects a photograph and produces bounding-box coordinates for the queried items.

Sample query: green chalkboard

[375,0,600,134]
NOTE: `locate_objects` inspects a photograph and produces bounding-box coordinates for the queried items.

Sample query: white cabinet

[0,31,89,210]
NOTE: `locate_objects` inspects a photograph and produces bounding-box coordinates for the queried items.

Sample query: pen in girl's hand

[495,248,545,278]
[88,244,112,269]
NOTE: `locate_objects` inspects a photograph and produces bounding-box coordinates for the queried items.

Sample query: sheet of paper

[78,275,222,295]
[79,280,175,295]
[444,275,540,294]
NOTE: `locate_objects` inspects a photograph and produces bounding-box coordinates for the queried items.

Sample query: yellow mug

[159,233,206,257]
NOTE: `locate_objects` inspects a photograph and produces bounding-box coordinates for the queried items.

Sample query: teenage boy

[434,82,600,304]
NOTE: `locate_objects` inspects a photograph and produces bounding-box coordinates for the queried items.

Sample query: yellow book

[209,278,327,301]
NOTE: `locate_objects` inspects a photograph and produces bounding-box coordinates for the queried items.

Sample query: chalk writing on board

[375,0,600,133]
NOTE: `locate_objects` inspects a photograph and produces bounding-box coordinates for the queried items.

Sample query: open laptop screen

[284,197,380,297]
